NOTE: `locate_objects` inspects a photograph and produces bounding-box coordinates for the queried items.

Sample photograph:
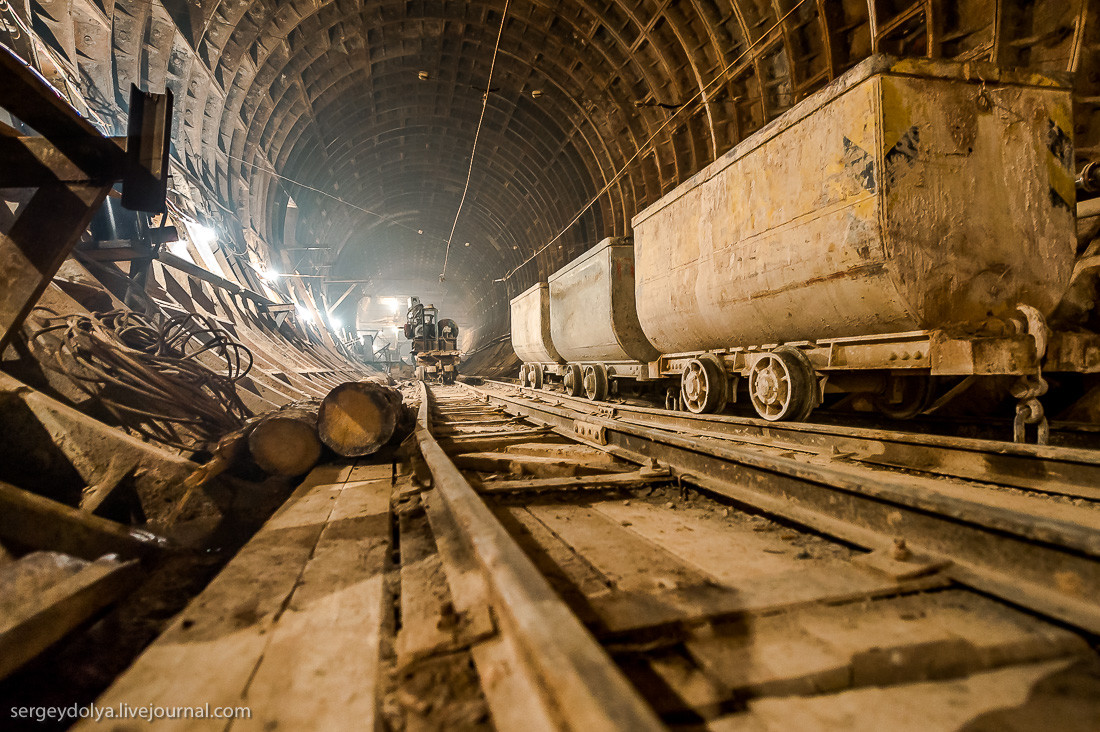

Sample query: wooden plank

[0,553,140,680]
[527,503,713,593]
[0,372,198,524]
[588,566,950,636]
[0,45,126,176]
[478,467,671,494]
[617,648,729,718]
[684,590,1088,699]
[469,634,562,732]
[0,480,165,560]
[83,463,358,729]
[232,465,392,730]
[437,429,554,453]
[589,499,859,585]
[0,182,111,350]
[708,659,1098,732]
[395,504,462,663]
[454,451,626,477]
[496,506,612,603]
[421,490,495,642]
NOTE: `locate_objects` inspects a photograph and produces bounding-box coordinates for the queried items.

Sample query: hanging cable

[498,0,812,284]
[223,152,448,245]
[440,0,511,283]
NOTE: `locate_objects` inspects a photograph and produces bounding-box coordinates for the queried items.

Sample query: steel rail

[463,382,1100,634]
[412,382,664,731]
[484,380,1100,501]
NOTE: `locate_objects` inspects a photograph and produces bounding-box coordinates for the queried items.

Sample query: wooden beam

[477,466,672,494]
[327,282,359,312]
[0,553,140,681]
[0,181,111,350]
[0,45,126,177]
[0,481,165,560]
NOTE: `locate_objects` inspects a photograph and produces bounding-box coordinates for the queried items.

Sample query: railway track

[480,380,1100,501]
[401,382,1100,729]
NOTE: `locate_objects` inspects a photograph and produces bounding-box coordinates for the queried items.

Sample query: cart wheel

[874,374,935,420]
[519,364,530,387]
[748,346,817,421]
[531,366,544,389]
[564,364,583,396]
[582,364,608,401]
[680,354,728,414]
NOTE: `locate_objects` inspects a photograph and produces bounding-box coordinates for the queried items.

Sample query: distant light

[464,241,470,247]
[329,315,342,331]
[191,223,217,247]
[419,71,430,81]
[263,268,280,281]
[417,229,423,235]
[381,297,399,313]
[296,306,314,323]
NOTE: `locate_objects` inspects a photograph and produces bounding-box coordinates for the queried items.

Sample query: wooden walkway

[82,463,391,730]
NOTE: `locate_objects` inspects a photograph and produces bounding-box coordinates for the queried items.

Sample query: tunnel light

[191,223,217,247]
[263,268,280,282]
[296,306,314,323]
[381,297,399,313]
[464,242,470,247]
[329,316,343,331]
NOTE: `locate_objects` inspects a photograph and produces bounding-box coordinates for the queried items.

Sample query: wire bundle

[30,309,254,451]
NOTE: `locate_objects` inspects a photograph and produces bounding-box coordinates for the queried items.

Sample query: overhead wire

[440,0,511,283]
[222,151,448,245]
[497,0,813,284]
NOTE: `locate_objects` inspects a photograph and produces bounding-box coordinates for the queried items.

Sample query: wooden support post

[0,182,111,350]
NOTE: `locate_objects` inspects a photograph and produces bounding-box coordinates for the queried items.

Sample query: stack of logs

[188,376,413,487]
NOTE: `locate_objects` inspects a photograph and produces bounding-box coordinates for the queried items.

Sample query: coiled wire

[30,309,254,451]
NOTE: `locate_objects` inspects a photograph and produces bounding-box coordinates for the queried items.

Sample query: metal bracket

[1010,304,1050,445]
[573,420,608,445]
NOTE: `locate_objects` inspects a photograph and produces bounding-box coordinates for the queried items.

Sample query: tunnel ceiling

[5,0,1100,343]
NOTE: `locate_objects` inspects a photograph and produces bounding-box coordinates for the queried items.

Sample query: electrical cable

[498,0,813,283]
[440,0,511,282]
[29,309,254,452]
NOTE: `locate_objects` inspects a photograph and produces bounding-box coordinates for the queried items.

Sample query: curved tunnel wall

[4,0,1099,348]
